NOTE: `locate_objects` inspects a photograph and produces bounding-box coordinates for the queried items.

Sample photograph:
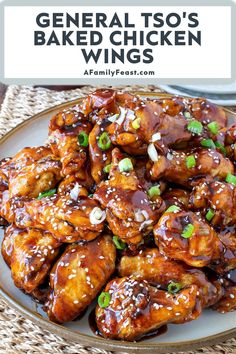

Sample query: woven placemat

[0,85,236,354]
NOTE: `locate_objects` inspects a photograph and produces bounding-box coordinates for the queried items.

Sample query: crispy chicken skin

[153,210,223,267]
[148,149,233,187]
[1,192,105,243]
[96,276,199,341]
[94,148,164,246]
[46,234,116,323]
[190,180,236,226]
[118,248,222,309]
[48,107,92,176]
[3,225,61,293]
[0,146,62,198]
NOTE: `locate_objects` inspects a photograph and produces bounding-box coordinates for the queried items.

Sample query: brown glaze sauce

[88,308,168,341]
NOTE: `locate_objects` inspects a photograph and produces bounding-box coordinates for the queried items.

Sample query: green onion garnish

[215,141,226,155]
[88,194,94,198]
[118,158,133,172]
[187,120,203,135]
[206,209,215,221]
[148,185,161,198]
[167,282,182,294]
[181,224,194,238]
[132,118,141,130]
[225,173,236,186]
[98,292,111,308]
[103,164,111,173]
[113,236,126,250]
[183,111,191,119]
[200,139,216,149]
[98,132,111,150]
[37,188,56,200]
[166,205,181,213]
[207,121,219,135]
[78,131,89,147]
[186,155,196,169]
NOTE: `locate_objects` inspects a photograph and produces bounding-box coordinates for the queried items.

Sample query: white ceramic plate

[159,85,236,106]
[0,94,236,353]
[181,83,236,95]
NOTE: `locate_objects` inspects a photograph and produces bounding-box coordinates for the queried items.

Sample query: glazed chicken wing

[148,148,233,187]
[153,209,223,267]
[1,192,105,243]
[46,234,116,323]
[0,146,62,198]
[213,269,236,313]
[118,248,223,309]
[3,225,61,293]
[156,97,227,129]
[49,107,92,176]
[190,180,236,226]
[94,148,164,246]
[96,276,199,341]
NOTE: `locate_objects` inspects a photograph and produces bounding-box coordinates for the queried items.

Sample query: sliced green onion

[88,194,94,198]
[98,132,111,150]
[166,205,181,213]
[187,120,203,135]
[186,155,196,169]
[98,292,111,308]
[225,173,236,186]
[103,164,111,173]
[183,111,191,119]
[215,141,226,155]
[148,185,161,198]
[113,236,126,250]
[200,139,216,149]
[132,118,141,130]
[181,224,194,239]
[118,158,133,172]
[207,121,219,135]
[78,131,89,147]
[206,209,215,221]
[167,282,182,294]
[37,188,56,200]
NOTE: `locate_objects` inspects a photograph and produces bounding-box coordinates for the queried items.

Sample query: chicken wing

[148,148,233,187]
[0,146,62,198]
[95,276,199,341]
[153,209,223,267]
[1,191,105,243]
[46,234,116,323]
[48,107,92,176]
[156,97,227,129]
[94,148,164,246]
[212,228,236,274]
[118,248,223,309]
[3,225,61,293]
[212,269,236,313]
[190,180,236,226]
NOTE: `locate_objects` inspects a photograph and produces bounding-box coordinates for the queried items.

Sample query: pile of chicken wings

[0,89,236,341]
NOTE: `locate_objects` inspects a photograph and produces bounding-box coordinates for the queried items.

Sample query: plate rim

[0,92,236,353]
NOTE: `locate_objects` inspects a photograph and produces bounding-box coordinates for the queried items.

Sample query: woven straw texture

[0,84,235,354]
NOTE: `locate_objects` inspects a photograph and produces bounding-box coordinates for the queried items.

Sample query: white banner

[3,5,232,80]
